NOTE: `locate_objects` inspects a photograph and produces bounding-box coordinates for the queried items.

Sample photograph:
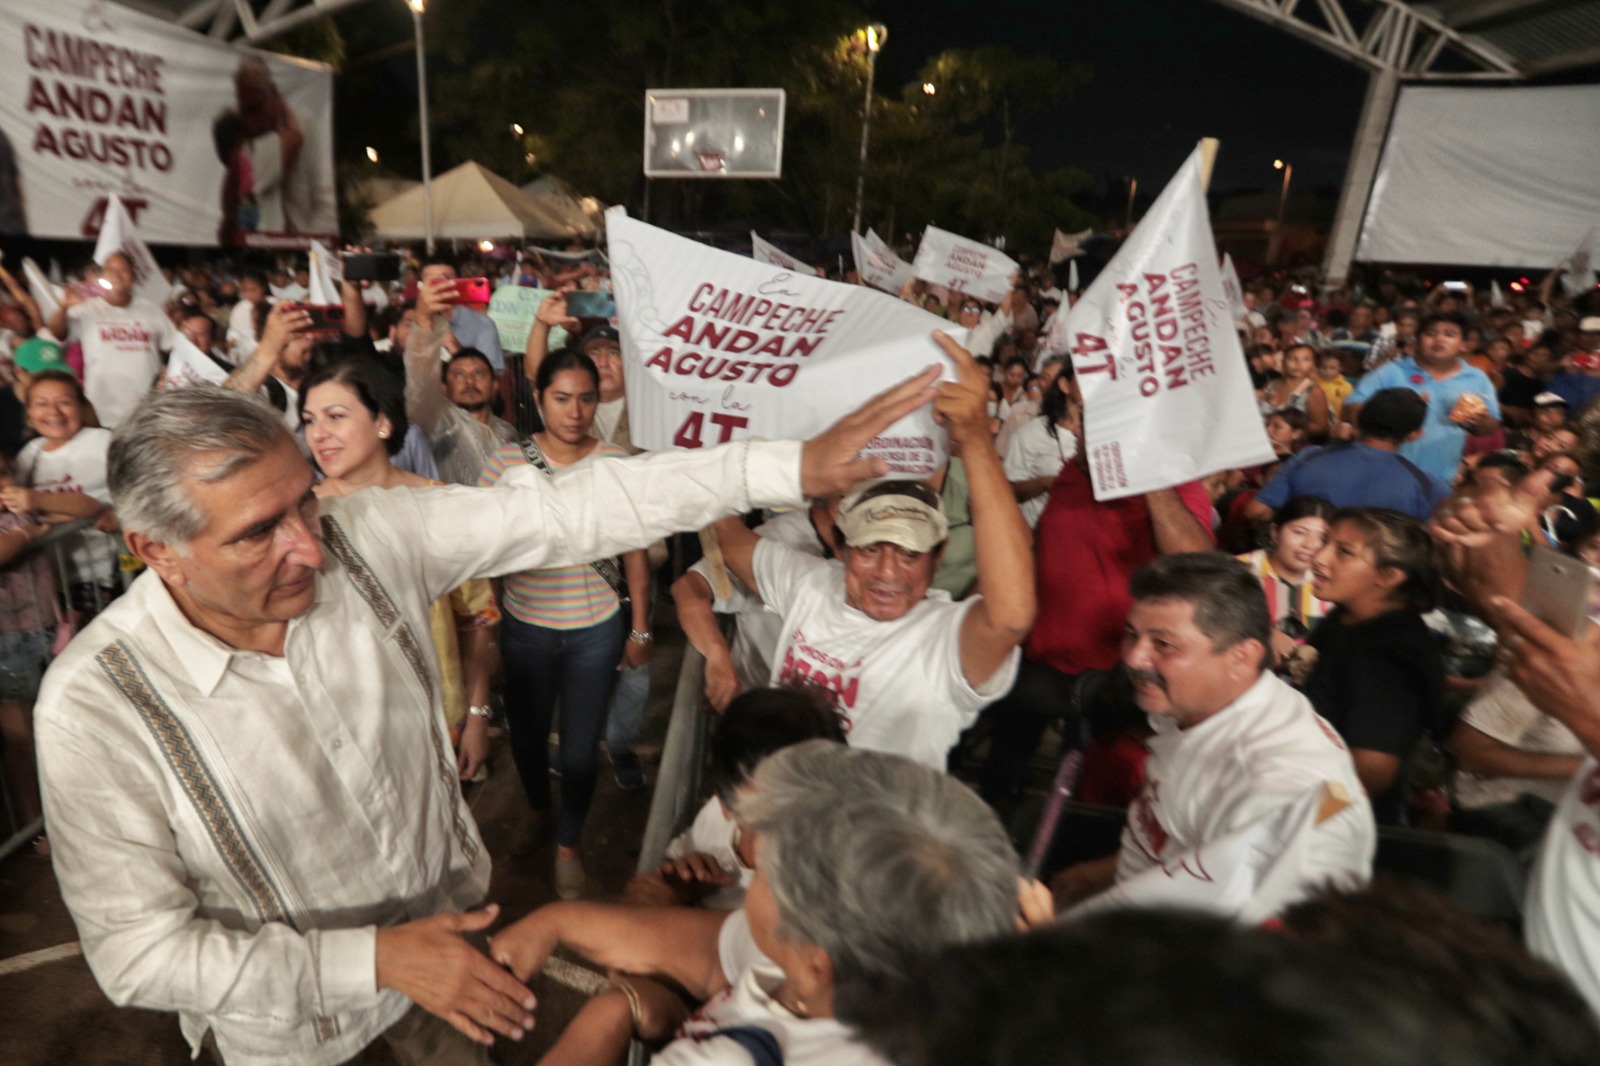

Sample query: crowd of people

[1,228,1600,1066]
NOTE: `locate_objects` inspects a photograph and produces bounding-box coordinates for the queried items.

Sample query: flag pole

[1197,137,1219,194]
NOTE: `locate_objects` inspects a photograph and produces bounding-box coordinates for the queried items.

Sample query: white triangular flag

[1562,225,1599,299]
[162,334,229,390]
[911,225,1019,305]
[306,240,343,305]
[1219,252,1247,320]
[92,195,172,306]
[22,258,62,325]
[1489,279,1505,309]
[750,231,815,275]
[1047,144,1273,501]
[1049,227,1091,266]
[852,228,914,294]
[1067,258,1080,295]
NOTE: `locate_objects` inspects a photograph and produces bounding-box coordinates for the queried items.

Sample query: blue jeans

[605,664,649,758]
[500,611,624,848]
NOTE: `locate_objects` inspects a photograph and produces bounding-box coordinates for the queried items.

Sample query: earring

[378,429,389,439]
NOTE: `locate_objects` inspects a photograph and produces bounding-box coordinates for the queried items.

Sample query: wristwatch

[628,629,654,645]
[467,704,494,721]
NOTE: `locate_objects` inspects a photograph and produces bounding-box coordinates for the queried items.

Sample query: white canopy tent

[520,177,607,240]
[370,162,596,242]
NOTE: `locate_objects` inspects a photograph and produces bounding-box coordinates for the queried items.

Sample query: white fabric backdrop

[1355,84,1600,269]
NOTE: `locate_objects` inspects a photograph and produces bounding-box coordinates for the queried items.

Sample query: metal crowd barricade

[0,517,101,863]
[636,644,710,875]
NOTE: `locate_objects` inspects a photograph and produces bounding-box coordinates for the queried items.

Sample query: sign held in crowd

[912,225,1019,305]
[607,210,957,476]
[851,228,914,295]
[1049,227,1091,265]
[1047,144,1273,501]
[161,334,228,389]
[92,194,171,306]
[486,285,568,354]
[749,231,815,275]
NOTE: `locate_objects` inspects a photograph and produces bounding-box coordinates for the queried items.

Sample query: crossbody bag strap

[519,436,631,608]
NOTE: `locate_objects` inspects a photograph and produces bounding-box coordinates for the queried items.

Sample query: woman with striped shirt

[479,348,652,899]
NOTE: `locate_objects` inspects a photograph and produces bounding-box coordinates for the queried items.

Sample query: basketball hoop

[696,150,728,173]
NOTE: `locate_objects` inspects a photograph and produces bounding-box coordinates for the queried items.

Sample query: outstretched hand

[799,364,942,497]
[1430,473,1546,610]
[1487,596,1600,754]
[375,905,536,1047]
[931,331,992,455]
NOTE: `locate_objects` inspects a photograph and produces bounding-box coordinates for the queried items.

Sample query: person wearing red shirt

[978,420,1214,807]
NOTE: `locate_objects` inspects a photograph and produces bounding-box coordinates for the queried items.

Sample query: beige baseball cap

[836,479,949,554]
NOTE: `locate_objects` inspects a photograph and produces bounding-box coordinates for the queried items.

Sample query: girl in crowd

[299,356,499,781]
[1004,366,1078,529]
[1259,342,1331,438]
[479,349,652,899]
[1304,508,1446,823]
[1235,496,1334,675]
[8,368,119,622]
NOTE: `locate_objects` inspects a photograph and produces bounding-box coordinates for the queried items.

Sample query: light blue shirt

[449,305,505,372]
[1347,356,1499,483]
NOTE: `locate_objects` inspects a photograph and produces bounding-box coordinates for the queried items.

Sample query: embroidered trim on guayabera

[320,516,480,864]
[96,640,341,1043]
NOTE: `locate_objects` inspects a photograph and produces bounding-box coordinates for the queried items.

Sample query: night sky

[868,0,1370,203]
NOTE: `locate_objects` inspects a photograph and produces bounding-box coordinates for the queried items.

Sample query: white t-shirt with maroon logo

[1527,757,1600,1014]
[16,427,116,585]
[1113,671,1375,913]
[690,509,832,691]
[752,539,1019,770]
[66,296,175,429]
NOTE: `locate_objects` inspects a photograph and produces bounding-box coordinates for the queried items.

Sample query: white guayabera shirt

[36,440,804,1066]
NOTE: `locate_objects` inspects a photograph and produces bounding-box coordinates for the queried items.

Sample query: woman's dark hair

[1273,496,1335,531]
[1042,368,1075,439]
[1266,407,1310,435]
[1331,507,1441,613]
[533,347,599,396]
[298,355,408,457]
[706,683,847,806]
[26,369,85,407]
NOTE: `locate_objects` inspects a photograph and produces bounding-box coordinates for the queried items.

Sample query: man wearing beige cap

[711,333,1035,769]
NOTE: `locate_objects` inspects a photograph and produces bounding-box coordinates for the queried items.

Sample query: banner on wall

[607,209,958,477]
[0,0,337,246]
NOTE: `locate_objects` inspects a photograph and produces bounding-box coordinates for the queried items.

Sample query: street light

[922,82,936,95]
[407,0,434,255]
[1269,158,1293,265]
[365,146,379,163]
[511,123,524,136]
[852,23,886,235]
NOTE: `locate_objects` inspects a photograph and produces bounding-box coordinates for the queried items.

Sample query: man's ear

[126,530,186,588]
[1231,637,1266,677]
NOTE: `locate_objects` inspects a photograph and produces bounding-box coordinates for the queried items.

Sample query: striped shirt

[479,439,629,628]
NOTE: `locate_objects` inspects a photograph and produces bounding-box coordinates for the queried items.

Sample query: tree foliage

[345,0,1096,246]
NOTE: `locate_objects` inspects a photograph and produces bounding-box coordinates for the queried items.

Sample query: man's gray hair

[108,386,295,545]
[736,741,1018,1012]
